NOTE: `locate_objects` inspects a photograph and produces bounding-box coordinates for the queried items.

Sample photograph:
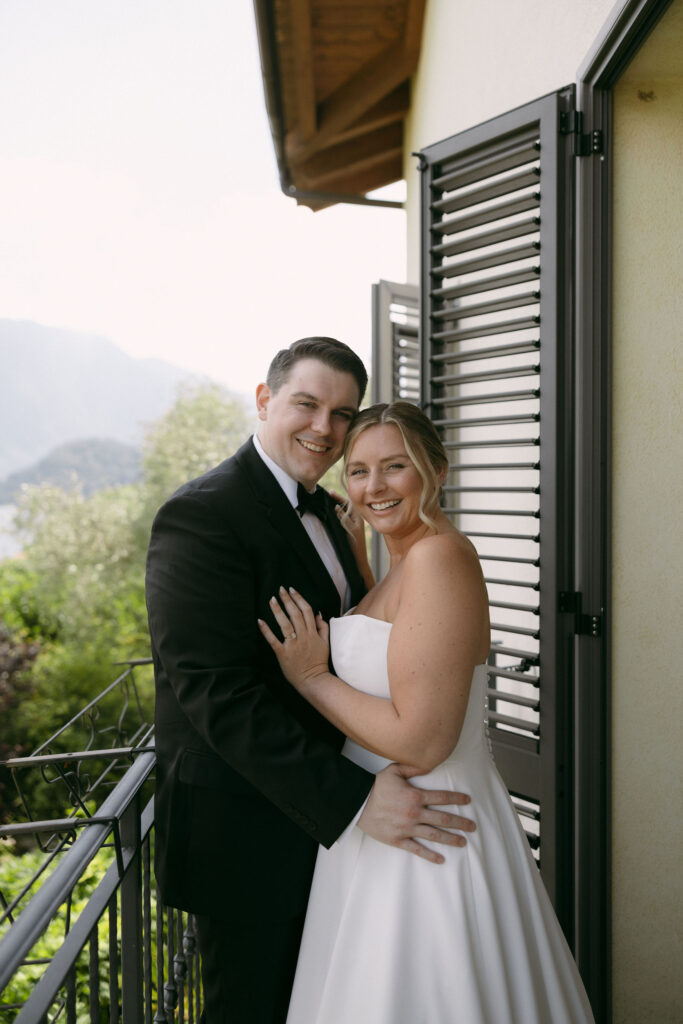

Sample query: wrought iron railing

[0,661,202,1022]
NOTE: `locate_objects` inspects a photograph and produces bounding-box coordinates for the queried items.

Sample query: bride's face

[346,424,424,537]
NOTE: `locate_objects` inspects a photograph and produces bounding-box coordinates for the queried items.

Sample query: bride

[259,401,594,1024]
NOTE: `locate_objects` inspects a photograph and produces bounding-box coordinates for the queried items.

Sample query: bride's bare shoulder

[405,528,482,577]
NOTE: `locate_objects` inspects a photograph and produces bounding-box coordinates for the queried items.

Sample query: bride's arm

[259,535,489,772]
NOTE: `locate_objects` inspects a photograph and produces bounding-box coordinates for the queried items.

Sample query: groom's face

[256,358,360,490]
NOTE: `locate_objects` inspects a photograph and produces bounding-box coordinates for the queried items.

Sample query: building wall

[611,3,683,1019]
[404,0,614,278]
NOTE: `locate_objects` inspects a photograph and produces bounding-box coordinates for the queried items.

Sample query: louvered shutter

[370,280,420,578]
[371,280,420,405]
[418,88,576,927]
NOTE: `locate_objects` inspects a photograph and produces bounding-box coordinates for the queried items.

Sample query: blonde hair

[342,402,448,531]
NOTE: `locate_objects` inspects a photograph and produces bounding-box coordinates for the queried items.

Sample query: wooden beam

[321,83,410,147]
[302,153,404,198]
[288,0,317,140]
[294,124,403,188]
[287,38,415,166]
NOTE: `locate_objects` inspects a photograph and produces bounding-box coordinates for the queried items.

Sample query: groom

[146,337,475,1023]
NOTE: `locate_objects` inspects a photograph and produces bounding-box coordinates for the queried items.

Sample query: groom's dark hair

[266,337,368,404]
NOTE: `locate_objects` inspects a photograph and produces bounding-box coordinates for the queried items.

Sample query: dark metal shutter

[371,280,420,405]
[418,88,576,929]
[370,280,420,578]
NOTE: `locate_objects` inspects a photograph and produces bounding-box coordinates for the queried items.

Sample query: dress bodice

[329,613,489,773]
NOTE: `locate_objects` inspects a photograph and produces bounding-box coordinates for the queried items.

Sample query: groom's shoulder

[158,438,259,518]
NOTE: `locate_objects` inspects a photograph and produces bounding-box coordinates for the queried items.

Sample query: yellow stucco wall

[404,0,615,279]
[611,3,683,1019]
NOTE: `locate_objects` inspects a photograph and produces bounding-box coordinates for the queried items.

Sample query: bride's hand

[257,586,330,690]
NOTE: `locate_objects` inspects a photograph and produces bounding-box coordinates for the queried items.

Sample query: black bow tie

[296,482,331,524]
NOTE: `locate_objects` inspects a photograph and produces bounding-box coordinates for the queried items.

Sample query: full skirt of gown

[286,613,595,1024]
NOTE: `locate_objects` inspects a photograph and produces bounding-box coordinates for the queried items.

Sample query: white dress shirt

[252,434,350,613]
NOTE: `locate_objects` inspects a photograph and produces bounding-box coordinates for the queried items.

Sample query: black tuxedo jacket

[146,437,373,923]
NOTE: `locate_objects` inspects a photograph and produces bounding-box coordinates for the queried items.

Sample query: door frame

[573,1,675,1018]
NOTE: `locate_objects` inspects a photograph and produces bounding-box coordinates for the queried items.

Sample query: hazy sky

[0,0,406,396]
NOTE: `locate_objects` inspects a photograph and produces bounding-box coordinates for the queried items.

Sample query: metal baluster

[174,912,186,1022]
[142,836,152,1024]
[109,894,119,1024]
[66,964,77,1024]
[153,889,167,1023]
[183,916,198,1024]
[89,925,101,1024]
[163,907,177,1018]
[195,931,202,1024]
[120,796,143,1023]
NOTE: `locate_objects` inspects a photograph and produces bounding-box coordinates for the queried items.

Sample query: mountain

[0,438,141,504]
[0,319,202,480]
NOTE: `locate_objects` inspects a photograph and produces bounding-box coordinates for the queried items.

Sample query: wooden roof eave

[253,0,425,211]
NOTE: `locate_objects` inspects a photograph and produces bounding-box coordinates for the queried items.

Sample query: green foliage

[1,384,250,823]
[141,381,252,513]
[14,483,147,650]
[0,843,117,1019]
[0,561,45,638]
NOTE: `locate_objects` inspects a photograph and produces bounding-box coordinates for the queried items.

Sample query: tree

[141,382,252,514]
[1,385,252,792]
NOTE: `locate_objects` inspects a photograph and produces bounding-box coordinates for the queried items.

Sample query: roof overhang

[253,0,426,210]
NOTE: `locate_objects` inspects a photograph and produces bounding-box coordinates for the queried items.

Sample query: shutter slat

[486,599,540,614]
[430,338,540,364]
[432,290,540,322]
[432,315,539,344]
[488,711,539,733]
[433,192,541,238]
[487,688,540,710]
[433,388,540,408]
[431,135,540,192]
[443,507,539,518]
[432,265,540,300]
[441,437,540,450]
[480,554,540,566]
[432,216,540,259]
[462,462,540,471]
[434,240,540,278]
[436,413,540,429]
[489,622,540,638]
[432,166,540,215]
[469,532,540,541]
[485,577,540,590]
[433,363,540,386]
[490,645,540,661]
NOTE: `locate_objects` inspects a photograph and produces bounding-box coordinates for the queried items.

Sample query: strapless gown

[286,614,595,1024]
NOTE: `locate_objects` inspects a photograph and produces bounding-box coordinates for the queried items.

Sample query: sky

[0,0,406,397]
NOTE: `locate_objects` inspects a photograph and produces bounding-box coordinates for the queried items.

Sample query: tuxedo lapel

[324,499,366,606]
[235,439,344,613]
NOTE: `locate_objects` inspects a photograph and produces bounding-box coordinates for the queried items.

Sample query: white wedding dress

[286,613,595,1024]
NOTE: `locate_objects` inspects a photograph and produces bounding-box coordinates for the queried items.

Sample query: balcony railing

[0,661,203,1022]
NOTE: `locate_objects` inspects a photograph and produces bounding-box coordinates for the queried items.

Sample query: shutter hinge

[559,592,602,637]
[559,110,603,157]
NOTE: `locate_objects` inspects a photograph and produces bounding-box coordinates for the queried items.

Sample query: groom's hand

[357,763,476,864]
